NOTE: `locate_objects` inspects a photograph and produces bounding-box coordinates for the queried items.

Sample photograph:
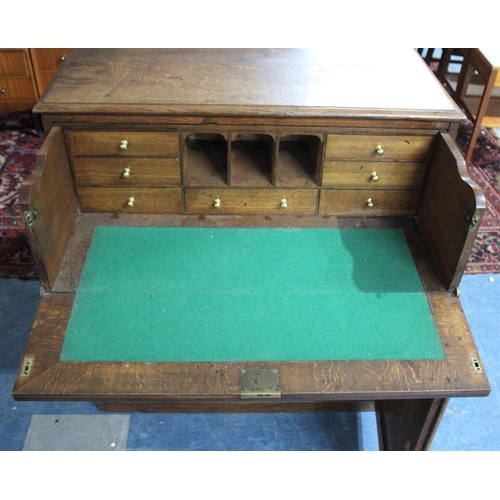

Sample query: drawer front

[325,134,434,161]
[77,187,183,213]
[73,158,181,186]
[0,78,37,102]
[0,50,31,77]
[322,161,428,189]
[185,188,318,215]
[319,189,420,216]
[31,48,72,72]
[67,131,180,157]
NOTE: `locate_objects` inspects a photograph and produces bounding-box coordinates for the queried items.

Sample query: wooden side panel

[376,398,449,451]
[417,132,485,292]
[18,126,78,291]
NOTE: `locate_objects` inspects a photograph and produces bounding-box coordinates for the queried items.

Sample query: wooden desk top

[34,48,463,121]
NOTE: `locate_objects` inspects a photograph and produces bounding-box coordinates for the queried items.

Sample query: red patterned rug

[1,112,499,278]
[456,124,500,274]
[0,112,43,279]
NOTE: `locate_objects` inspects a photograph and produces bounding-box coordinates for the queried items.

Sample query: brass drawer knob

[123,168,131,179]
[120,140,129,151]
[127,197,135,207]
[366,198,374,208]
[375,145,384,155]
[370,171,379,182]
[280,198,288,209]
[214,198,221,208]
[60,54,67,61]
[1,87,6,94]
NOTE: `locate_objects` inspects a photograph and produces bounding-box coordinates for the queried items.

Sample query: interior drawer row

[76,187,420,216]
[67,131,434,190]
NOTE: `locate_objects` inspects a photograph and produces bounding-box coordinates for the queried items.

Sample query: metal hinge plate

[23,195,42,229]
[240,368,281,399]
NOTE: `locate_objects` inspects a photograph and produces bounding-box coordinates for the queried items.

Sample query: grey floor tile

[22,414,130,451]
[431,274,500,450]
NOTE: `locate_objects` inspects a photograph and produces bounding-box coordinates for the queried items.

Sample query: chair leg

[465,70,497,166]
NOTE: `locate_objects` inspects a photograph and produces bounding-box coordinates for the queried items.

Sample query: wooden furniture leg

[464,71,497,166]
[376,398,449,451]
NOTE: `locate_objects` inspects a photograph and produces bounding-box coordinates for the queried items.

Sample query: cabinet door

[0,49,38,111]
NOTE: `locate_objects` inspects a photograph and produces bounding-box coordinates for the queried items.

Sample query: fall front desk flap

[60,227,445,362]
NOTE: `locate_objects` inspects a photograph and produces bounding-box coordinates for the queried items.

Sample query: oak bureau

[13,48,490,451]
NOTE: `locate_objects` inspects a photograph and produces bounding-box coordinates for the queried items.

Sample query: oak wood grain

[185,188,318,215]
[66,131,180,157]
[417,132,486,292]
[322,161,428,189]
[12,291,490,402]
[77,187,183,213]
[72,157,181,186]
[325,134,434,161]
[18,126,78,290]
[319,189,420,216]
[33,49,464,122]
[15,49,486,451]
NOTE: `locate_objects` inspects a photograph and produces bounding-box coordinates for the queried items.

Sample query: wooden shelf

[276,135,321,188]
[184,133,228,186]
[230,134,273,187]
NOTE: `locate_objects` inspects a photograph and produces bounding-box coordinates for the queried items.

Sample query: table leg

[375,398,449,451]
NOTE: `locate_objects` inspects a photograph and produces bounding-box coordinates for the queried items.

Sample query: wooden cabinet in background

[30,49,72,96]
[0,48,72,112]
[0,49,38,112]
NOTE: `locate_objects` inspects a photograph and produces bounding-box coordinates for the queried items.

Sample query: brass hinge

[240,368,281,399]
[468,214,479,232]
[23,195,42,229]
[461,201,479,232]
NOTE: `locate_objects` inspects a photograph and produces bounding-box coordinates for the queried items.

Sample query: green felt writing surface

[60,227,445,362]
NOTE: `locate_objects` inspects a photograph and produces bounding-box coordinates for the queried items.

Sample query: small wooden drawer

[73,158,181,186]
[322,161,428,189]
[185,188,318,215]
[67,131,180,157]
[325,134,434,161]
[0,50,31,77]
[0,78,37,102]
[319,189,420,216]
[77,187,183,213]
